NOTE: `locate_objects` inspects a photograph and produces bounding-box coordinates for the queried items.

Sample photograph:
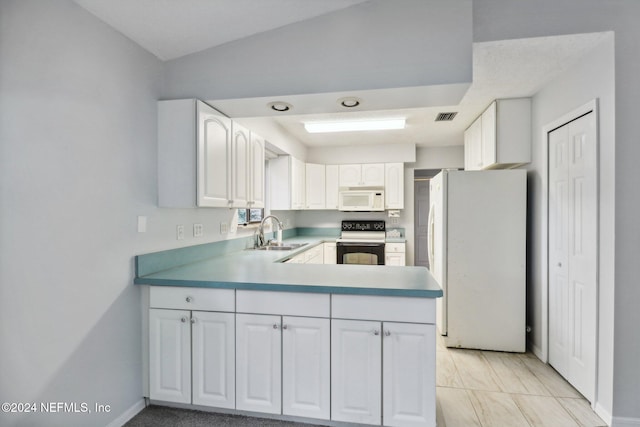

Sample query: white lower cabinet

[323,242,337,265]
[282,316,331,419]
[236,313,282,414]
[331,319,382,424]
[332,319,436,427]
[236,313,331,419]
[149,309,235,408]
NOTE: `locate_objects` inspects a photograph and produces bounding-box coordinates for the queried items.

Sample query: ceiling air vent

[435,112,458,122]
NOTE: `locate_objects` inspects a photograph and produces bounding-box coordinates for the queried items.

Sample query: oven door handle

[336,242,385,247]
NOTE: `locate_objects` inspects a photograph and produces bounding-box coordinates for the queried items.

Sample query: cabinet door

[249,132,265,208]
[385,163,404,209]
[282,317,330,420]
[331,319,381,424]
[323,242,337,265]
[192,312,235,408]
[231,122,250,208]
[362,163,385,186]
[383,323,436,427]
[236,314,282,414]
[291,157,306,209]
[149,309,191,404]
[385,253,406,266]
[481,101,497,168]
[338,164,361,187]
[197,101,233,207]
[305,163,326,209]
[464,117,483,170]
[325,165,340,209]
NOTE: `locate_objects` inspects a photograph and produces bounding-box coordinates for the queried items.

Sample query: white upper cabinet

[384,163,404,209]
[339,164,385,187]
[158,99,265,208]
[249,132,265,208]
[464,98,531,170]
[325,165,340,210]
[305,163,326,209]
[270,156,305,210]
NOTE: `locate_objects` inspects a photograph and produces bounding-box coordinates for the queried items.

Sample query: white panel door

[385,252,405,266]
[548,112,597,402]
[236,313,282,414]
[149,309,191,404]
[362,163,385,186]
[249,132,265,208]
[305,163,326,209]
[339,164,361,187]
[383,323,436,427]
[331,319,381,424]
[291,157,306,209]
[323,242,337,265]
[429,172,447,335]
[197,101,232,207]
[192,311,235,408]
[282,316,330,420]
[231,122,250,208]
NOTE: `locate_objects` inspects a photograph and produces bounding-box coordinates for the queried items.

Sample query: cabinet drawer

[237,290,330,317]
[385,243,405,253]
[149,286,235,311]
[332,294,435,324]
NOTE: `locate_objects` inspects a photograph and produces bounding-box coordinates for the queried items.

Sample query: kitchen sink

[253,242,308,251]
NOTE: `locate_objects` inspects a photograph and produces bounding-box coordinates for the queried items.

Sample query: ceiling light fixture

[338,96,361,108]
[267,101,292,112]
[304,118,406,133]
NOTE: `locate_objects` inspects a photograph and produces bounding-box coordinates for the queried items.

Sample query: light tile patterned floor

[436,334,607,427]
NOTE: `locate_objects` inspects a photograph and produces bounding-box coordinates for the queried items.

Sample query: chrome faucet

[257,215,283,247]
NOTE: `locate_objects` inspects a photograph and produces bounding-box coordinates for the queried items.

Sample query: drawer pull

[273,324,279,330]
[180,317,187,323]
[185,296,193,303]
[384,330,391,337]
[373,330,380,336]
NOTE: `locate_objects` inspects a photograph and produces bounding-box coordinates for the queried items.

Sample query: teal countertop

[134,234,442,298]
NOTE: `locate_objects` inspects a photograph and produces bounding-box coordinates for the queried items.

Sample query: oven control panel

[341,220,386,232]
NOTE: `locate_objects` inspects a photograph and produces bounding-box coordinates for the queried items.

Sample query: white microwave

[338,187,385,211]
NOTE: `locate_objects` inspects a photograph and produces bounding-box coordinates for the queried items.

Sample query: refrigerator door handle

[427,204,435,269]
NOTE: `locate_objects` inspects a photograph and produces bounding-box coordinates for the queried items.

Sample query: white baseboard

[106,399,145,427]
[613,415,640,427]
[595,402,612,426]
[528,341,544,361]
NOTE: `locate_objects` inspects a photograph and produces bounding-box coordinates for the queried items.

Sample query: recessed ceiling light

[338,97,361,108]
[304,118,406,133]
[267,101,292,112]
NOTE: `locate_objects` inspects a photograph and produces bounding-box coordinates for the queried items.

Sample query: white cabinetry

[385,242,406,266]
[331,319,435,427]
[158,99,264,208]
[325,165,340,209]
[149,309,235,408]
[385,163,404,209]
[235,313,282,414]
[323,242,337,265]
[270,156,305,210]
[305,163,326,209]
[339,164,385,187]
[464,98,531,170]
[284,244,324,264]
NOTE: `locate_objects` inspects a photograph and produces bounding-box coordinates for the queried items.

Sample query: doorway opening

[414,169,441,268]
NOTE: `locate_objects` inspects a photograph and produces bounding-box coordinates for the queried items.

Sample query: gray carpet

[125,405,324,427]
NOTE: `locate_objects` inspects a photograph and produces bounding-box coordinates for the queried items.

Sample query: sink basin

[253,242,308,251]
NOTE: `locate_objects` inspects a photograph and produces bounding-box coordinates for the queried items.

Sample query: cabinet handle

[558,262,562,267]
[282,325,288,330]
[181,317,187,323]
[373,330,380,336]
[384,330,391,337]
[185,296,193,303]
[273,324,279,330]
[191,318,196,324]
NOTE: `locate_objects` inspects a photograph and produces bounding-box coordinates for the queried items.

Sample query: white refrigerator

[428,169,526,352]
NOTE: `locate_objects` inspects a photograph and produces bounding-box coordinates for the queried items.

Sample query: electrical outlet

[193,223,204,237]
[391,217,400,225]
[220,222,228,234]
[176,225,185,240]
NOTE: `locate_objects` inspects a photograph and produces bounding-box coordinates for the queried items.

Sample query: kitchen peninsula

[135,232,442,427]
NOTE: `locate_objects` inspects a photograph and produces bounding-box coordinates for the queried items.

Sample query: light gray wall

[527,34,615,418]
[474,0,640,422]
[162,0,472,100]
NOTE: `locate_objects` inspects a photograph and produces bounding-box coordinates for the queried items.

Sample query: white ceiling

[73,0,369,60]
[72,1,610,148]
